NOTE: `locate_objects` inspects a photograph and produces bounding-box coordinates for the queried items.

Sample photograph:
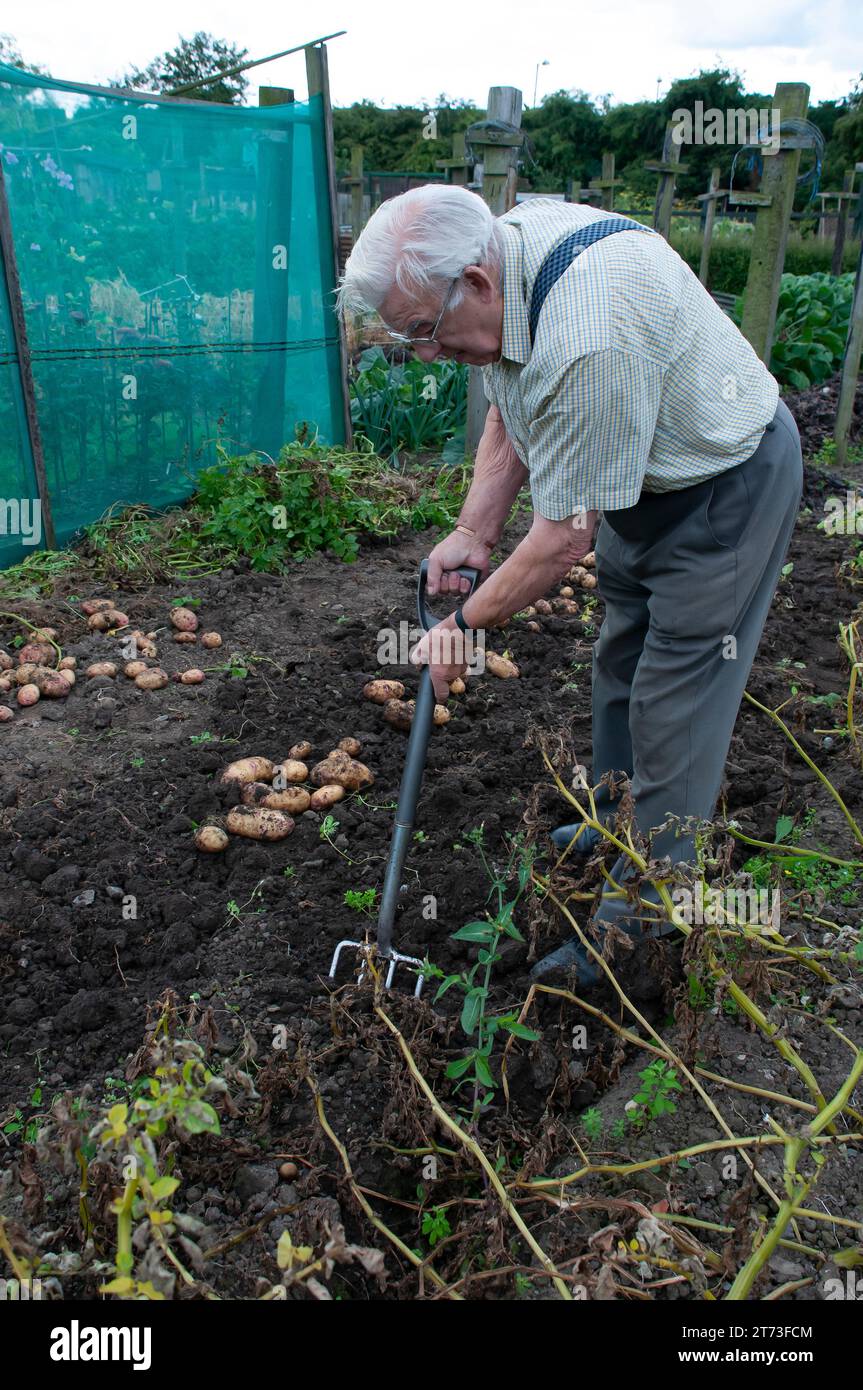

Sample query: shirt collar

[498,221,531,366]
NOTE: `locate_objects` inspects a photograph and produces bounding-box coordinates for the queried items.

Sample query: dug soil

[1,383,862,1301]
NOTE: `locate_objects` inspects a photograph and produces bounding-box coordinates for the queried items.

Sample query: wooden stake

[835,239,863,468]
[306,43,353,447]
[740,82,810,364]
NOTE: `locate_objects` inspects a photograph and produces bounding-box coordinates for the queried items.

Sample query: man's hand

[427,530,492,597]
[409,613,468,703]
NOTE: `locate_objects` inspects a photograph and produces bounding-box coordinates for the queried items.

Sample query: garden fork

[329,558,480,996]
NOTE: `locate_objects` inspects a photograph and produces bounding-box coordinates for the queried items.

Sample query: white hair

[335,183,506,321]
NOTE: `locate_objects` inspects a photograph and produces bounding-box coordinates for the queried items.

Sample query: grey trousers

[589,398,803,920]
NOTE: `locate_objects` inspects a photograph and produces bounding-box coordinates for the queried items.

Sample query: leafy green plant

[92,1033,225,1299]
[424,831,540,1123]
[421,1206,452,1249]
[744,815,860,906]
[344,887,377,914]
[581,1107,604,1143]
[349,347,467,459]
[732,272,854,390]
[625,1060,682,1130]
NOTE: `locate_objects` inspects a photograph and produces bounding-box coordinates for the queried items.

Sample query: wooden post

[465,86,523,453]
[696,166,726,286]
[831,171,855,277]
[305,42,353,447]
[349,144,365,242]
[0,159,57,550]
[645,124,688,241]
[835,238,863,468]
[253,86,294,458]
[435,131,472,186]
[589,152,620,212]
[739,82,810,364]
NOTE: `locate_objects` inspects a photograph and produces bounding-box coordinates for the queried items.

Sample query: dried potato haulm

[226,806,294,841]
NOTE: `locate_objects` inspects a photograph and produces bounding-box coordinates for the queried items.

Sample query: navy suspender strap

[528,216,652,346]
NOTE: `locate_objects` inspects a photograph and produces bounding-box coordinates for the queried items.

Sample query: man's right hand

[426,531,493,596]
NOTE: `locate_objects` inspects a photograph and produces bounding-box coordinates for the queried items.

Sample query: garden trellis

[0,59,348,569]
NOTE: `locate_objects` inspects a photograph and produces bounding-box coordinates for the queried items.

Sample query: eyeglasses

[383,273,461,345]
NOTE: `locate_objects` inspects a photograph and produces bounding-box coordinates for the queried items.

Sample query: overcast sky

[4,0,862,108]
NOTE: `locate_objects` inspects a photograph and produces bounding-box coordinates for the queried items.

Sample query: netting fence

[0,62,346,568]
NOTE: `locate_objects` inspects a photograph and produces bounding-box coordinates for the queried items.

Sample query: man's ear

[462,264,497,303]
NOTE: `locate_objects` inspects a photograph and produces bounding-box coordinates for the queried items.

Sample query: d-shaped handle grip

[417,558,481,633]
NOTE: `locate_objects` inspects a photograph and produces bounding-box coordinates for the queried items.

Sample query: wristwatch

[453,606,472,634]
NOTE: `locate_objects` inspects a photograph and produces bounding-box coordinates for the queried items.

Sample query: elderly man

[337,184,803,985]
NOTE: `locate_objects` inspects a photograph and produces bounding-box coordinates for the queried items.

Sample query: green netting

[0,63,344,567]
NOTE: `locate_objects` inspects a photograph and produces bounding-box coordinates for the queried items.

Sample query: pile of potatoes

[80,598,222,691]
[362,657,519,732]
[0,628,76,720]
[519,552,597,628]
[194,738,374,852]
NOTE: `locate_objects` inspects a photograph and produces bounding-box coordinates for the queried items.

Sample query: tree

[0,32,46,73]
[116,32,249,105]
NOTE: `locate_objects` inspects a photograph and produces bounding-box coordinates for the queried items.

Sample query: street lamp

[534,59,549,107]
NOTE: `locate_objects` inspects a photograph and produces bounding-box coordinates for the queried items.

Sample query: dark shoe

[529,881,679,987]
[549,823,602,854]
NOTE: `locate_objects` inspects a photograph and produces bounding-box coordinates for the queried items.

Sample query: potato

[240,781,272,806]
[56,668,76,688]
[581,574,598,590]
[0,651,14,672]
[19,642,54,666]
[17,683,40,706]
[0,676,10,693]
[201,632,222,649]
[220,757,275,786]
[448,677,466,695]
[273,759,308,785]
[363,678,405,704]
[33,668,71,699]
[32,627,57,642]
[485,652,520,679]
[134,668,169,690]
[58,656,76,671]
[555,599,580,615]
[310,783,345,811]
[129,631,158,657]
[383,698,449,731]
[289,741,313,760]
[0,705,13,722]
[526,621,542,633]
[86,661,117,679]
[124,661,148,679]
[81,598,114,616]
[569,566,588,584]
[337,737,362,757]
[178,669,205,685]
[559,586,574,599]
[582,551,595,568]
[195,825,229,853]
[534,599,552,615]
[170,606,199,633]
[87,609,128,631]
[226,805,294,841]
[14,663,38,685]
[310,751,374,790]
[262,787,311,814]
